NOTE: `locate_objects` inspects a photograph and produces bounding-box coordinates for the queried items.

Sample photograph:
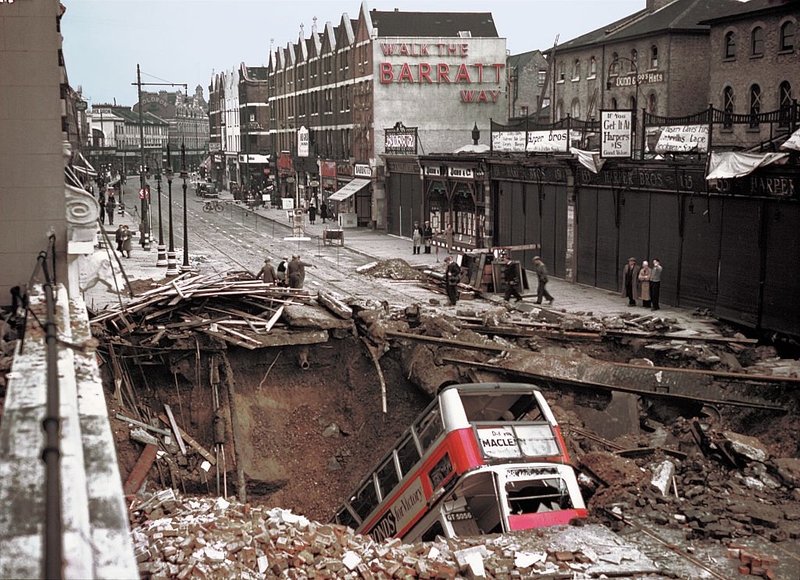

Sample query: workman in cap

[256,257,278,285]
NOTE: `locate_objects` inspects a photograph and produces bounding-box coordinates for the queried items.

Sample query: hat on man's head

[264,257,271,262]
[533,256,541,261]
[628,257,636,262]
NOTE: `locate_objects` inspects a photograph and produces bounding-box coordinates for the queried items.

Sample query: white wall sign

[654,124,708,153]
[491,131,525,152]
[527,129,569,153]
[601,110,633,158]
[354,164,372,178]
[297,126,309,157]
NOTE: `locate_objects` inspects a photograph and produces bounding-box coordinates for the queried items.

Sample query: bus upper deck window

[417,408,443,451]
[377,457,400,499]
[351,479,379,519]
[397,437,420,476]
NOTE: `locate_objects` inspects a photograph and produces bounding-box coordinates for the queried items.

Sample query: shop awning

[328,178,370,202]
[780,127,800,152]
[706,151,789,180]
[200,156,211,170]
[72,152,97,177]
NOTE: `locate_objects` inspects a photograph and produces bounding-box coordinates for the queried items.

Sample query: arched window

[589,56,597,77]
[723,86,734,129]
[611,97,618,110]
[556,100,564,121]
[573,59,581,80]
[650,45,658,68]
[751,26,764,56]
[611,52,620,75]
[749,84,762,128]
[629,95,637,112]
[571,98,581,119]
[558,62,565,81]
[648,93,657,115]
[630,49,638,72]
[779,81,793,126]
[780,21,795,51]
[724,31,736,58]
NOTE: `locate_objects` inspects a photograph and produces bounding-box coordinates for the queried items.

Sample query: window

[749,84,762,128]
[558,62,565,82]
[723,86,734,129]
[538,69,547,86]
[611,97,618,110]
[725,31,736,58]
[556,100,564,120]
[780,21,795,51]
[571,98,580,119]
[650,45,658,68]
[751,26,764,56]
[779,81,793,126]
[629,95,637,112]
[572,59,580,80]
[630,49,638,72]
[610,52,620,75]
[648,93,657,115]
[589,56,597,77]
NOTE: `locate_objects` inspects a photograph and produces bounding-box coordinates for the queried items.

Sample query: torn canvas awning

[570,148,606,174]
[705,151,789,180]
[780,127,800,152]
[328,178,370,202]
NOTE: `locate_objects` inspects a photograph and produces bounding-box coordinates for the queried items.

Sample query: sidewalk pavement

[90,189,712,332]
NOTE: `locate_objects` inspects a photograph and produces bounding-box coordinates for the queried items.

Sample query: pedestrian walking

[444,256,461,305]
[320,202,328,224]
[256,257,278,285]
[98,191,106,225]
[412,221,422,255]
[287,254,313,289]
[106,192,116,226]
[621,257,640,306]
[532,256,554,304]
[423,221,433,254]
[120,225,132,258]
[308,204,317,225]
[276,256,289,287]
[650,258,662,311]
[638,260,652,308]
[114,224,125,252]
[502,254,523,303]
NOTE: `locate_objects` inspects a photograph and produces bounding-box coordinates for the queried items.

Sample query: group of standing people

[114,224,132,258]
[622,257,662,310]
[412,221,434,255]
[256,255,314,289]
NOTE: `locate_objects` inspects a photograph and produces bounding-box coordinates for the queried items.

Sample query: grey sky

[61,0,643,107]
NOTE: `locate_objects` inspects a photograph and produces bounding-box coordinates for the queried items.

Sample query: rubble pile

[357,259,427,281]
[129,489,661,580]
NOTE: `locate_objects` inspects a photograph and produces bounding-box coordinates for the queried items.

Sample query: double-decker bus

[333,382,586,542]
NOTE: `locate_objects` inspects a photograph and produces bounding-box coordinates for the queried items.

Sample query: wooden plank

[201,329,259,349]
[115,413,171,436]
[123,443,158,495]
[163,404,187,455]
[264,304,284,332]
[215,323,262,345]
[157,413,216,466]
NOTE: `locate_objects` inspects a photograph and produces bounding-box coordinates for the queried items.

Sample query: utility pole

[132,65,188,260]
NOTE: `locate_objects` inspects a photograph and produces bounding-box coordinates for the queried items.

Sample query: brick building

[702,0,799,150]
[506,49,549,121]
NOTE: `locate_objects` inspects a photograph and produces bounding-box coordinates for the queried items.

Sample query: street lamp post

[606,56,641,158]
[155,163,167,266]
[136,64,151,251]
[165,145,179,276]
[180,143,191,273]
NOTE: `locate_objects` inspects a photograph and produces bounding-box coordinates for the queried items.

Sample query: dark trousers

[424,243,431,254]
[446,283,458,305]
[504,282,522,302]
[536,279,553,303]
[651,281,661,310]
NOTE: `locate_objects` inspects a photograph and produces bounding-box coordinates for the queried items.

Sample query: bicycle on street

[203,199,225,213]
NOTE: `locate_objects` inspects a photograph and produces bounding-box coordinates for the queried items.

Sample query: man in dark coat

[287,255,313,289]
[106,192,116,226]
[444,257,461,305]
[256,258,277,284]
[503,254,523,303]
[422,221,433,254]
[621,257,641,306]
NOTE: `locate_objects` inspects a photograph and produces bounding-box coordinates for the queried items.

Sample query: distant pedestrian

[444,223,454,254]
[502,254,523,303]
[308,204,317,224]
[276,256,289,286]
[120,225,132,258]
[114,224,124,252]
[256,257,277,285]
[423,221,433,254]
[412,221,422,255]
[638,260,652,308]
[444,256,461,305]
[287,254,313,289]
[650,258,662,311]
[98,192,106,225]
[532,256,554,304]
[621,257,640,306]
[106,193,116,226]
[320,202,329,224]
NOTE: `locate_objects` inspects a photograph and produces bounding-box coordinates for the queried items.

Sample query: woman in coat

[412,222,422,255]
[638,260,652,308]
[120,225,132,258]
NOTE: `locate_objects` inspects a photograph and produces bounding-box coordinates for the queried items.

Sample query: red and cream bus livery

[333,382,586,542]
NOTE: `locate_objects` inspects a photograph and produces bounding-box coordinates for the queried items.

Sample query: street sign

[139,187,150,199]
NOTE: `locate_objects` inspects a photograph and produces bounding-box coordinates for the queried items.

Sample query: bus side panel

[447,428,483,472]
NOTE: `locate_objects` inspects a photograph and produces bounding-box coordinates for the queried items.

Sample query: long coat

[621,262,641,300]
[638,266,652,301]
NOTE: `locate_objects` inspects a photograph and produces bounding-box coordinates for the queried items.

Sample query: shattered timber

[88,266,800,579]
